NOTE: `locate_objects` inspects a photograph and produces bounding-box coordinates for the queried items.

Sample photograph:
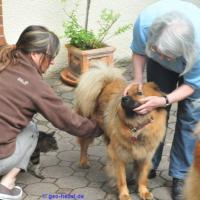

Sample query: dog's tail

[75,62,123,117]
[193,123,200,172]
[184,123,200,198]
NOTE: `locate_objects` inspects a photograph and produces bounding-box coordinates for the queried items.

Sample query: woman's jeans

[0,121,39,175]
[147,59,199,179]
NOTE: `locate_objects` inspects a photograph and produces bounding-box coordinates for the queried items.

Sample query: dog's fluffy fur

[184,123,200,200]
[75,64,167,200]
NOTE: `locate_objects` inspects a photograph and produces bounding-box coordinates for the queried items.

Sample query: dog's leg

[117,160,132,200]
[107,144,131,200]
[78,137,93,168]
[137,159,153,200]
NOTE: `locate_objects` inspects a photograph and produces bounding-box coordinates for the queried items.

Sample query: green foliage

[62,1,132,50]
[63,11,103,49]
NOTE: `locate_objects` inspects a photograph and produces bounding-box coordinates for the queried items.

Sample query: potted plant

[60,0,131,86]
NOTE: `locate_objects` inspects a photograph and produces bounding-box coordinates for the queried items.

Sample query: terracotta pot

[60,44,115,86]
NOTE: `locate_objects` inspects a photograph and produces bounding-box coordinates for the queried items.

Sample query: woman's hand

[133,96,166,114]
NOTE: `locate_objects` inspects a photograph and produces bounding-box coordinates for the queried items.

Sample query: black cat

[28,131,58,178]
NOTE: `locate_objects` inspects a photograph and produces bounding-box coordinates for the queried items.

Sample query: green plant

[62,0,132,50]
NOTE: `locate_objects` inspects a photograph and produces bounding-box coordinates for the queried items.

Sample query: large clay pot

[60,44,115,86]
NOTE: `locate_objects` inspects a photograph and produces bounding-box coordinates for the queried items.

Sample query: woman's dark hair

[0,25,60,72]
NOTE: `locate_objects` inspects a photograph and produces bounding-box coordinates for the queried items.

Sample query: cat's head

[38,131,58,153]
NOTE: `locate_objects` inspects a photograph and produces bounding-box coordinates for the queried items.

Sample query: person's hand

[123,81,143,96]
[88,117,103,138]
[93,124,103,137]
[133,96,166,114]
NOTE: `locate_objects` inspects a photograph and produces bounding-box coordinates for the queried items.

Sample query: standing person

[0,25,102,199]
[124,1,200,200]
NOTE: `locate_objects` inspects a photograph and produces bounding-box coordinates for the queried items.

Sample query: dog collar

[129,117,153,144]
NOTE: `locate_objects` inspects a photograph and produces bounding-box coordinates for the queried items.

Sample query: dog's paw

[139,191,153,200]
[119,194,132,200]
[79,162,90,169]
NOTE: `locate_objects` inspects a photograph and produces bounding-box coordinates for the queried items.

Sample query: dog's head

[120,82,163,117]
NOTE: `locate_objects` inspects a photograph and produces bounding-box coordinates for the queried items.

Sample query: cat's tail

[75,62,123,117]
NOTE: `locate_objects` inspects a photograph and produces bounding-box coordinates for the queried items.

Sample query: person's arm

[132,53,147,83]
[166,84,194,103]
[133,84,194,114]
[125,13,148,96]
[34,82,102,138]
[124,53,146,95]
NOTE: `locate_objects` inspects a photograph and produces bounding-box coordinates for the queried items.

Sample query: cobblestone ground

[17,61,177,200]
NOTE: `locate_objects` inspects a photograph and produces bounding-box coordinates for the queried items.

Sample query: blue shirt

[131,0,200,90]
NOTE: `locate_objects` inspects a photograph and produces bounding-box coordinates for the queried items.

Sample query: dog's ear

[146,82,161,92]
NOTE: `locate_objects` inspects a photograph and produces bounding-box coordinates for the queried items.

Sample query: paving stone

[73,171,87,177]
[41,178,56,183]
[56,176,89,188]
[87,169,107,182]
[57,140,74,152]
[42,166,73,178]
[102,182,117,195]
[88,155,101,161]
[130,193,140,200]
[60,91,75,100]
[157,156,169,171]
[99,156,107,165]
[148,176,166,189]
[23,195,40,200]
[57,130,74,139]
[72,160,103,171]
[17,172,41,184]
[46,122,57,129]
[56,188,72,194]
[104,193,118,200]
[36,125,49,132]
[168,122,176,130]
[163,144,171,156]
[45,151,58,156]
[53,132,62,141]
[88,182,103,188]
[165,131,174,143]
[34,114,47,121]
[152,186,172,200]
[24,182,58,196]
[88,145,107,157]
[69,136,79,145]
[59,161,72,167]
[58,150,80,162]
[72,187,106,200]
[40,154,60,167]
[160,170,172,182]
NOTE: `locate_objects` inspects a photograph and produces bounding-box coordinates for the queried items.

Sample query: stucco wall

[3,0,200,68]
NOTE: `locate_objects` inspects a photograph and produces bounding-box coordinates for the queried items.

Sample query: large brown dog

[75,64,167,200]
[184,123,200,200]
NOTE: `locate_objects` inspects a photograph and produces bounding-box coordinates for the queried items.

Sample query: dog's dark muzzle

[121,96,140,117]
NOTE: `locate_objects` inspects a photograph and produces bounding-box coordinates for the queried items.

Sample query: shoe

[148,169,157,179]
[0,184,23,200]
[172,178,184,200]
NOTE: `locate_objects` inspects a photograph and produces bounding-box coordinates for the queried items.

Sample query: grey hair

[146,11,197,75]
